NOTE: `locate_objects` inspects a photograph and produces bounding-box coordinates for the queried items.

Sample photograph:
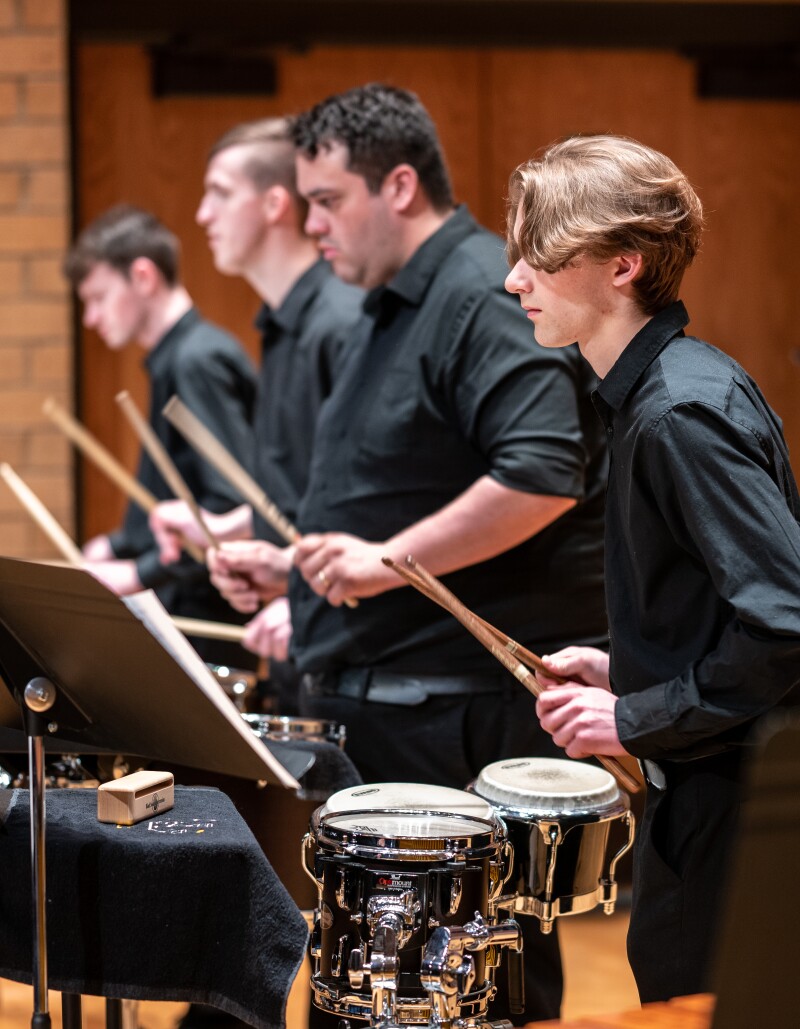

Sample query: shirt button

[606,426,614,438]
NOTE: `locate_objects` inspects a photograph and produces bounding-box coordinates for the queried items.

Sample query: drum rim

[312,805,505,859]
[241,713,346,745]
[474,790,630,822]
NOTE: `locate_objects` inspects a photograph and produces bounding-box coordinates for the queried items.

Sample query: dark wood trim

[69,2,800,49]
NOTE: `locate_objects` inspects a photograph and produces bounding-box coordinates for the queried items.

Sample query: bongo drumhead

[474,757,620,817]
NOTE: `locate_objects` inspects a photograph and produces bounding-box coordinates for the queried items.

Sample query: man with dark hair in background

[209,84,609,1024]
[65,203,256,667]
[151,119,362,702]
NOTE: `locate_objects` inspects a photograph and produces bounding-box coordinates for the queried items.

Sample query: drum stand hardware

[421,914,523,1029]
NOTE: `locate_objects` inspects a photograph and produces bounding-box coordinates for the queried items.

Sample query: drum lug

[336,864,363,913]
[331,933,351,978]
[347,943,367,989]
[310,922,322,959]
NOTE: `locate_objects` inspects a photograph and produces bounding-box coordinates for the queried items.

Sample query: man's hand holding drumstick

[535,647,629,759]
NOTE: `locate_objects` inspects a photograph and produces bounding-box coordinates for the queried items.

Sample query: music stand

[0,556,306,1029]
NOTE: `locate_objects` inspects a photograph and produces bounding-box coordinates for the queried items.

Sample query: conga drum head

[474,757,622,818]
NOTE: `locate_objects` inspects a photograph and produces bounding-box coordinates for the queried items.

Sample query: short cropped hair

[507,135,704,315]
[292,83,454,212]
[64,204,180,287]
[208,116,299,195]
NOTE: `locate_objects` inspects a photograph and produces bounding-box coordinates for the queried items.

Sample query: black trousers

[628,751,744,1002]
[301,678,564,1025]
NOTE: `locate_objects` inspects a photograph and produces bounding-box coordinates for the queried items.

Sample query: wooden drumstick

[0,463,85,565]
[43,396,206,564]
[163,395,299,544]
[44,396,158,514]
[0,468,251,648]
[382,555,641,795]
[163,394,359,610]
[116,390,218,552]
[170,616,247,643]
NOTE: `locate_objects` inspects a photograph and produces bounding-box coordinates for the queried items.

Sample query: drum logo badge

[378,875,413,890]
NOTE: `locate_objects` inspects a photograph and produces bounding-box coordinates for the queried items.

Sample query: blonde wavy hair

[507,135,704,314]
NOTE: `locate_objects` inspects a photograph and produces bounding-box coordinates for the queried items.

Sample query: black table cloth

[0,786,308,1029]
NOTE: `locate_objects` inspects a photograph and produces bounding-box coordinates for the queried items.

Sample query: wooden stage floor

[0,907,639,1028]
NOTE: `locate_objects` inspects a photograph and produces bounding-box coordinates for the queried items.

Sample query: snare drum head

[473,757,620,817]
[323,781,495,820]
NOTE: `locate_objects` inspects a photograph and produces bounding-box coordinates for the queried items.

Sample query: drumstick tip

[115,389,130,403]
[42,396,56,415]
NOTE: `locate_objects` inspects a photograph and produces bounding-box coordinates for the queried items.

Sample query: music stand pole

[23,676,58,1029]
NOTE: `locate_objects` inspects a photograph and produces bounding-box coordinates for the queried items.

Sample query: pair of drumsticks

[0,395,246,643]
[382,555,641,794]
[3,397,641,792]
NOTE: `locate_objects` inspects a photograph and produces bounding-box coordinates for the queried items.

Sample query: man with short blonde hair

[506,134,800,1002]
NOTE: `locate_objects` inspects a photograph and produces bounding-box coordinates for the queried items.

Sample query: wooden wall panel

[75,43,800,539]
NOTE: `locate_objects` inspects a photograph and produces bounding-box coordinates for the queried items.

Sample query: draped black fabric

[0,786,308,1029]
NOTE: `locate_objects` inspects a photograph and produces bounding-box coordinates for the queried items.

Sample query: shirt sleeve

[445,289,592,499]
[615,400,800,758]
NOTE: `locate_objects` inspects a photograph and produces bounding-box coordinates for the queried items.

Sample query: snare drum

[470,758,635,932]
[303,783,512,1024]
[242,714,346,749]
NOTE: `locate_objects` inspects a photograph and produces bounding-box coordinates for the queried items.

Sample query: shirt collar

[595,301,690,412]
[145,306,200,373]
[364,204,477,315]
[255,258,331,337]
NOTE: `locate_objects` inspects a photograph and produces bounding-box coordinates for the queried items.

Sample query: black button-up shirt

[109,307,256,623]
[594,301,800,761]
[291,207,608,675]
[252,260,363,544]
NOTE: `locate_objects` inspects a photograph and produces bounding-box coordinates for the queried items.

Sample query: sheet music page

[123,590,299,789]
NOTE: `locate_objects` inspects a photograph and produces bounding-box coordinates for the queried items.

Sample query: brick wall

[0,0,72,559]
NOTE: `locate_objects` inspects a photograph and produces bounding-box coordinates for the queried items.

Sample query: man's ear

[262,184,292,225]
[128,257,161,297]
[613,253,644,288]
[381,163,419,214]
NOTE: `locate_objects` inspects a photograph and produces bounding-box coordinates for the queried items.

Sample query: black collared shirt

[291,207,608,675]
[594,301,800,761]
[109,307,257,621]
[252,260,363,543]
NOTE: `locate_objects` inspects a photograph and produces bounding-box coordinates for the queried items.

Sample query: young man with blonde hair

[506,134,800,1001]
[152,117,362,674]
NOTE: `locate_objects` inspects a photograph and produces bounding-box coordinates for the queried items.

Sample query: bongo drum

[470,757,635,933]
[302,782,514,1024]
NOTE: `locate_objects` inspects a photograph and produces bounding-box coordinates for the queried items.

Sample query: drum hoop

[481,795,630,823]
[242,713,346,742]
[312,805,504,860]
